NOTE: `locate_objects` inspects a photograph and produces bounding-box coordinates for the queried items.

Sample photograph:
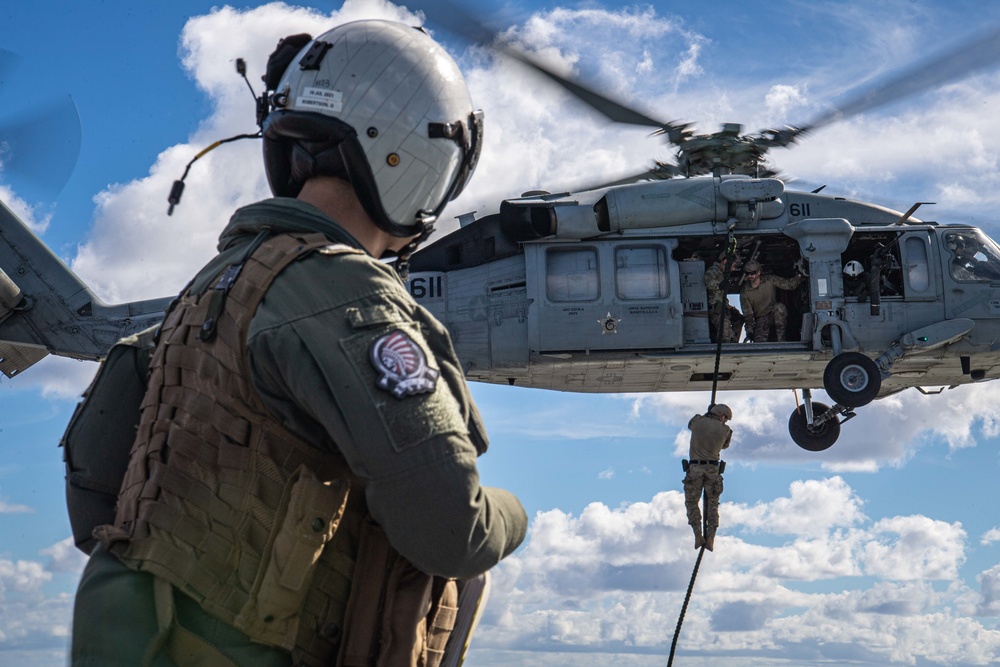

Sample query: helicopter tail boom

[0,199,170,377]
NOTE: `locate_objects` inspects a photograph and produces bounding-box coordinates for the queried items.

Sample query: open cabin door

[526,239,683,353]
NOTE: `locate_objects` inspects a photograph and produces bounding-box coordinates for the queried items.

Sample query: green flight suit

[72,198,528,665]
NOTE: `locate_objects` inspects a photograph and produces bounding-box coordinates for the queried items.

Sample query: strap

[145,576,241,667]
[200,228,273,342]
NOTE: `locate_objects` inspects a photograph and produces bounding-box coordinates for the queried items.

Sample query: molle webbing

[99,232,361,665]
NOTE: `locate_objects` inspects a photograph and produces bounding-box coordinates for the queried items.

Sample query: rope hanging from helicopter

[666,230,738,667]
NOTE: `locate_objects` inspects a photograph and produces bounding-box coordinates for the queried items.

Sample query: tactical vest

[96,232,458,667]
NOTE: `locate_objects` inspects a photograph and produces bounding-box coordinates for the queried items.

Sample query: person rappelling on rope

[683,404,732,551]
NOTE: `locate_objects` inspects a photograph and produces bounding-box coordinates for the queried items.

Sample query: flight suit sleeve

[248,254,527,579]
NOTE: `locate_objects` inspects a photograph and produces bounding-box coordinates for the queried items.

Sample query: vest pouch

[339,518,458,667]
[236,466,350,649]
[61,328,156,554]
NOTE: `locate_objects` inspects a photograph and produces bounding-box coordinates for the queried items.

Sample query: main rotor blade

[421,0,683,132]
[804,24,1000,132]
[0,94,82,198]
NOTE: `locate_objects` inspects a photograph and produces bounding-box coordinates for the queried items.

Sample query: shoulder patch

[370,329,440,398]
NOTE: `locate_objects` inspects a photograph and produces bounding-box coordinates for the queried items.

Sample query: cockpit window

[944,230,1000,282]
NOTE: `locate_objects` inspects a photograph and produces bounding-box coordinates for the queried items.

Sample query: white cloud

[982,527,1000,546]
[41,538,89,575]
[630,383,1000,469]
[597,467,614,480]
[0,558,50,597]
[863,515,967,581]
[0,184,50,233]
[0,500,31,514]
[727,476,865,537]
[976,564,1000,616]
[0,555,72,658]
[477,476,1000,664]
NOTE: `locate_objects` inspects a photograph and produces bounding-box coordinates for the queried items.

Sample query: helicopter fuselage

[408,176,1000,404]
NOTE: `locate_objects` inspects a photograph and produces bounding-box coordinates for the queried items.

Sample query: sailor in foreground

[71,20,526,666]
[683,404,733,551]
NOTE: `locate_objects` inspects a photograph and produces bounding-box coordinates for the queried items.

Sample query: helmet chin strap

[390,218,435,282]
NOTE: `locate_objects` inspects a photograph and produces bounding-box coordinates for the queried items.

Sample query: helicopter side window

[546,248,599,301]
[616,246,668,299]
[904,236,930,292]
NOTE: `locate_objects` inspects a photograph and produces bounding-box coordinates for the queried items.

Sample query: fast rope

[667,236,737,666]
[666,493,708,667]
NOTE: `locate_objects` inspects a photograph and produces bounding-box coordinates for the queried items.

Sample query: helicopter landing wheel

[788,402,841,451]
[823,352,881,408]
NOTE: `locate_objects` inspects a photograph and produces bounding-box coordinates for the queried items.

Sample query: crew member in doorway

[683,404,732,551]
[843,260,870,301]
[740,259,803,342]
[704,253,745,343]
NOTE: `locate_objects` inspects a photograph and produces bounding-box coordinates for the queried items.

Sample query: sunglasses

[746,270,760,276]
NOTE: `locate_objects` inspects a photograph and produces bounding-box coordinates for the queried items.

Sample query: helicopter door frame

[525,238,684,353]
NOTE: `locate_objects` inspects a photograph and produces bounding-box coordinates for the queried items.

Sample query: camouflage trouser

[750,303,788,342]
[709,301,734,343]
[683,465,724,529]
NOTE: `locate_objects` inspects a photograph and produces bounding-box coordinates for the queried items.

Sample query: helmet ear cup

[289,141,348,186]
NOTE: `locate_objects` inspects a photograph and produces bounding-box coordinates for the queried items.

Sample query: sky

[2,0,1000,665]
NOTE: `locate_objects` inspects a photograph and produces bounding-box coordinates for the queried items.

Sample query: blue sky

[3,1,1000,665]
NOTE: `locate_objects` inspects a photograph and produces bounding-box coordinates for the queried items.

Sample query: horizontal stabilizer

[0,342,47,378]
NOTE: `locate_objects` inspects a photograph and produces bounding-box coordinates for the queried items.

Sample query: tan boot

[704,527,717,552]
[692,525,705,550]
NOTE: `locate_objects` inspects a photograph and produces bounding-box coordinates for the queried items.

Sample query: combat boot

[691,525,705,550]
[704,527,717,552]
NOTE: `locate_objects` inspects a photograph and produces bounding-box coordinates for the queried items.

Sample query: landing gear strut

[788,388,856,451]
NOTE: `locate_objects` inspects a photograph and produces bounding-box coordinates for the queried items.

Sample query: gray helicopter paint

[407,177,1000,398]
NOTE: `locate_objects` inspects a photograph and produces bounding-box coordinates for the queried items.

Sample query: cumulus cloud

[629,383,1000,469]
[0,500,31,514]
[0,555,71,656]
[476,476,999,665]
[982,527,1000,546]
[976,564,1000,616]
[0,184,50,233]
[40,538,89,575]
[863,515,966,580]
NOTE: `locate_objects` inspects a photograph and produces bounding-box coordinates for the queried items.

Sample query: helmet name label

[297,87,343,112]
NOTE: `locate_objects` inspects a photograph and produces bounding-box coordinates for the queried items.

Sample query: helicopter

[1,15,1000,453]
[397,12,1000,451]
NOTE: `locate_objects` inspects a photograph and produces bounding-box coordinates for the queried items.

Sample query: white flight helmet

[262,21,483,241]
[844,260,864,277]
